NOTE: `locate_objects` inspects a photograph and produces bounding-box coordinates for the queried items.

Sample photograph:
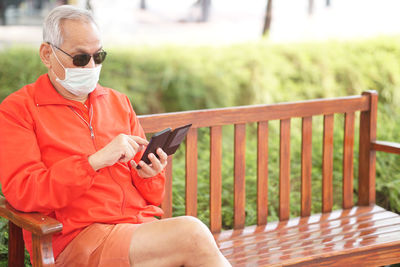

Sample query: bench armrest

[371,141,400,155]
[0,196,62,266]
[0,196,62,236]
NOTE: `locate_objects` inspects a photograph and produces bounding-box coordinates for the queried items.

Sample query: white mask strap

[50,45,66,71]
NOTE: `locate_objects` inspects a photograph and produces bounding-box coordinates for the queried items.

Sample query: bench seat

[215,205,400,266]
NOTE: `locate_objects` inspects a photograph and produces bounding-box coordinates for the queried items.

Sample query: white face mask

[51,46,102,96]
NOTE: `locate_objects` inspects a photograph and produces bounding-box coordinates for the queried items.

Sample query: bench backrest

[138,91,378,233]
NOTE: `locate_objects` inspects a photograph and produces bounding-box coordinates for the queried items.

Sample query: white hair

[43,5,98,47]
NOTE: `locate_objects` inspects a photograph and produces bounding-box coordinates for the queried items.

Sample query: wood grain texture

[0,197,62,236]
[31,234,56,267]
[186,127,198,216]
[372,140,400,154]
[215,205,386,242]
[358,91,378,206]
[161,156,173,218]
[301,117,312,217]
[322,114,334,213]
[343,112,355,209]
[138,95,369,132]
[215,205,400,267]
[280,119,291,221]
[210,126,222,233]
[0,197,61,267]
[286,244,400,267]
[257,121,269,226]
[8,221,24,267]
[234,124,246,229]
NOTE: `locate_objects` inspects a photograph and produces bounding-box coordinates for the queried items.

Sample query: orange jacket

[0,74,165,260]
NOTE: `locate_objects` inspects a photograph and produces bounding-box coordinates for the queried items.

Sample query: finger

[136,161,156,176]
[130,160,137,168]
[119,145,135,163]
[127,145,136,160]
[129,136,149,146]
[126,137,140,152]
[156,148,168,164]
[126,139,147,157]
[148,153,162,172]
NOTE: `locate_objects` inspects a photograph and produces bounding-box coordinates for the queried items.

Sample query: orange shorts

[55,223,140,267]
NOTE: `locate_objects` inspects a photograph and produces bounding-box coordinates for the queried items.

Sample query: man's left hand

[131,148,167,178]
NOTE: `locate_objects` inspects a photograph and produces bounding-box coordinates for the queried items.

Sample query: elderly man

[0,5,231,267]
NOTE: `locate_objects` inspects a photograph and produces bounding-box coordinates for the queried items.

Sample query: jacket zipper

[69,105,95,139]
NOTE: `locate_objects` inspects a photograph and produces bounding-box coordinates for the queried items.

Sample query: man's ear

[39,42,52,69]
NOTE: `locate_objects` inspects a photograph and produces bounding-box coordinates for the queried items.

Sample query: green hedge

[1,37,400,265]
[2,38,400,113]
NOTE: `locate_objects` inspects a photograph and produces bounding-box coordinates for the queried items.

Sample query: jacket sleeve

[0,104,98,213]
[127,97,166,206]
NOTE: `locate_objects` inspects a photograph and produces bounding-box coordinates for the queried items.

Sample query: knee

[175,216,209,236]
[175,216,217,251]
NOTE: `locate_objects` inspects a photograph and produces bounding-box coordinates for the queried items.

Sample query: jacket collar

[34,74,108,107]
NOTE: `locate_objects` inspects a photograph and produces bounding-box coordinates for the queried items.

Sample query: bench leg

[31,233,56,267]
[8,221,25,267]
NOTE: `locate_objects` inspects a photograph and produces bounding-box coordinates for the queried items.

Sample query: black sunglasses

[50,44,107,67]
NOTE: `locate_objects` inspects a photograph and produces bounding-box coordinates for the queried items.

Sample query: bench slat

[138,95,369,132]
[372,140,400,154]
[257,121,269,225]
[161,156,173,218]
[322,114,334,213]
[234,124,246,229]
[210,126,222,233]
[186,128,198,216]
[358,91,378,205]
[343,112,355,209]
[301,116,312,217]
[279,119,291,221]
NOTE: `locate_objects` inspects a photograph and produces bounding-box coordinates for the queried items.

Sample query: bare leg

[129,216,231,267]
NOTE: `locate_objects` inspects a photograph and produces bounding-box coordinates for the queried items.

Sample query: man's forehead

[60,18,97,32]
[60,19,102,52]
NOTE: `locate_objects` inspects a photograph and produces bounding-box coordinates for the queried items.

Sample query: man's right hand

[88,134,149,171]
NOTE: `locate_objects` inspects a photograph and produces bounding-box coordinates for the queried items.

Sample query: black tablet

[137,124,192,168]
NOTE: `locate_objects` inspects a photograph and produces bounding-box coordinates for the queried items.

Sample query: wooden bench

[1,90,400,266]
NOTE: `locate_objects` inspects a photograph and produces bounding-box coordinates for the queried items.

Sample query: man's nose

[85,56,96,68]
